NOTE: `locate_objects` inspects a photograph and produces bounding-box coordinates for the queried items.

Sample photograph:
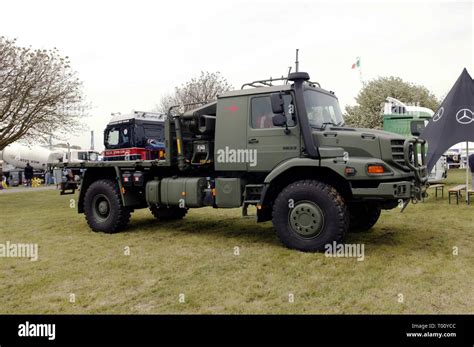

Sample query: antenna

[295,49,299,72]
[286,66,292,84]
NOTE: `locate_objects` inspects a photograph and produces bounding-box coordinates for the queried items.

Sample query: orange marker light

[344,167,356,176]
[176,139,182,154]
[367,165,385,174]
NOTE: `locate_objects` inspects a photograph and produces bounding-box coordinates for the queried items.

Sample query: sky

[1,0,473,150]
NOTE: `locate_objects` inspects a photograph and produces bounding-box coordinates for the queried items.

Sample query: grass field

[0,169,473,314]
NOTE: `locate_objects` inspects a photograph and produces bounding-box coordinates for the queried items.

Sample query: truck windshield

[304,90,344,129]
[105,126,131,149]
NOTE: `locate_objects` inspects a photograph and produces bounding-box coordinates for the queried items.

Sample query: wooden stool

[467,190,474,205]
[428,184,445,199]
[448,185,466,204]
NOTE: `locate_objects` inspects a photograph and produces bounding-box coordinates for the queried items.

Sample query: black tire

[348,202,381,232]
[272,180,349,252]
[149,205,187,220]
[83,179,131,233]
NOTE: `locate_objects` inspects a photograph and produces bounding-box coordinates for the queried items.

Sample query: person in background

[469,153,474,189]
[24,162,34,187]
[53,168,62,189]
[44,170,51,185]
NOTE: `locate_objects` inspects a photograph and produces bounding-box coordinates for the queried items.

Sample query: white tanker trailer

[0,143,61,171]
[0,143,99,186]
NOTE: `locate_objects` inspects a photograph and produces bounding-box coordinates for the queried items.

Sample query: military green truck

[62,72,428,252]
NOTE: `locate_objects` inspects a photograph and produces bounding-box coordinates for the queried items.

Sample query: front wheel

[272,180,349,252]
[83,179,131,233]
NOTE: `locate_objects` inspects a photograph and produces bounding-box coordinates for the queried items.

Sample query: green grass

[0,169,473,314]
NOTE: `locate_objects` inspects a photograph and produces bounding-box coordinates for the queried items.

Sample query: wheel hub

[92,194,111,221]
[289,201,324,238]
[98,201,109,215]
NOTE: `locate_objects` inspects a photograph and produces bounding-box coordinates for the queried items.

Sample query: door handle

[248,138,259,144]
[361,133,376,140]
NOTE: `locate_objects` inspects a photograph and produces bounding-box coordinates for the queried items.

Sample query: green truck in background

[62,72,428,252]
[383,97,448,183]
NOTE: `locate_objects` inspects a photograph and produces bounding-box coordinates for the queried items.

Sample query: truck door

[247,92,300,171]
[214,95,249,171]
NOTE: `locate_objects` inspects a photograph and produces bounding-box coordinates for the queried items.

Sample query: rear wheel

[348,202,381,232]
[272,180,348,252]
[83,179,131,233]
[149,205,187,220]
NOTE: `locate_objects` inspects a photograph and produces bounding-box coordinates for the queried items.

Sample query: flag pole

[466,141,469,201]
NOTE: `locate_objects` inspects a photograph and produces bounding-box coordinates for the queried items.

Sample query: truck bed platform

[62,159,171,169]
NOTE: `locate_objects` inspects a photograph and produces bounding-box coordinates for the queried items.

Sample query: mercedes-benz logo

[455,108,474,125]
[432,107,444,122]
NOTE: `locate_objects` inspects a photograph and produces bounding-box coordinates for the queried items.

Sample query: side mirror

[272,114,287,127]
[270,93,284,114]
[410,120,425,137]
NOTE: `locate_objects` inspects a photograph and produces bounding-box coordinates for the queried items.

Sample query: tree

[0,36,85,151]
[157,71,232,114]
[344,76,440,129]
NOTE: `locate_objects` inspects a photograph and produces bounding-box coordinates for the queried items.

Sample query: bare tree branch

[156,71,232,114]
[0,37,87,150]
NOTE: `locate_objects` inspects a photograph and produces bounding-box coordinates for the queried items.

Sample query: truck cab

[212,73,426,200]
[103,111,166,161]
[61,149,100,163]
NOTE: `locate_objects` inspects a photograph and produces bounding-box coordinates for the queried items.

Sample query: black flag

[421,68,474,171]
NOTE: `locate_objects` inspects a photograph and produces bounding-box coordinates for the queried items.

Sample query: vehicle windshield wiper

[309,122,335,130]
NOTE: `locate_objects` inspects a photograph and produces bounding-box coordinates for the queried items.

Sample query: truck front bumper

[351,138,428,202]
[351,181,415,199]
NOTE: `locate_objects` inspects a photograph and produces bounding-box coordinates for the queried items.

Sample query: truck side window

[122,128,130,147]
[251,94,296,129]
[144,126,164,143]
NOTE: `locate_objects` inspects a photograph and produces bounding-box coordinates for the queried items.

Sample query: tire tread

[83,179,131,233]
[272,180,348,252]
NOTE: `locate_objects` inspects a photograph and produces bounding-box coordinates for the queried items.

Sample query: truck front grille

[391,139,408,169]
